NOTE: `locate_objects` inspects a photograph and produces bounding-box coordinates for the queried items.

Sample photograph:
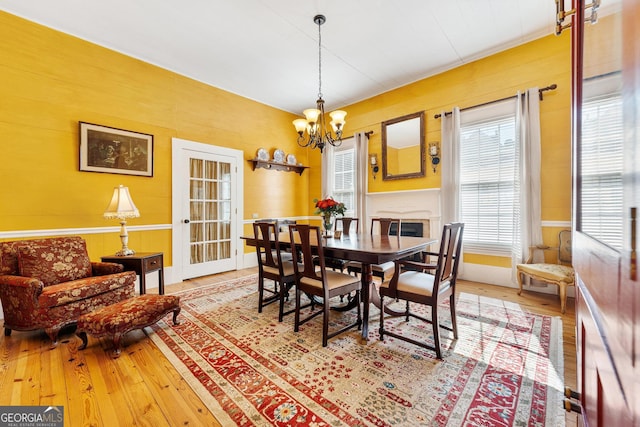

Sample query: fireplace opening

[390,222,423,237]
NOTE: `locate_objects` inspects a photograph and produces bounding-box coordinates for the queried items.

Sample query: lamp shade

[104,185,140,220]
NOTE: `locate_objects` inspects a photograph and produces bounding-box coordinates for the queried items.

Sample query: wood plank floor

[0,268,577,426]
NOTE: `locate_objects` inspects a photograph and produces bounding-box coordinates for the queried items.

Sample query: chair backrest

[558,229,572,264]
[253,221,285,273]
[433,222,465,288]
[288,224,326,286]
[371,218,401,236]
[335,217,359,234]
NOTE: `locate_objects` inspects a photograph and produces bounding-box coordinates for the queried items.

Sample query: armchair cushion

[517,263,574,284]
[17,239,92,286]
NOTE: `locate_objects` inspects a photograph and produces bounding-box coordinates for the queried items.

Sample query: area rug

[148,275,565,426]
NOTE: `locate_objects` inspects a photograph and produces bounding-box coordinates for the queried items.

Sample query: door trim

[171,137,244,282]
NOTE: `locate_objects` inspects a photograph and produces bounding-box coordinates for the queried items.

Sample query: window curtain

[354,132,368,229]
[441,107,461,225]
[514,88,543,279]
[321,146,335,199]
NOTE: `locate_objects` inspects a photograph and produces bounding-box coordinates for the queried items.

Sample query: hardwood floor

[0,268,576,426]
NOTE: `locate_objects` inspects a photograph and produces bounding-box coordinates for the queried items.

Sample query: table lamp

[104,185,140,256]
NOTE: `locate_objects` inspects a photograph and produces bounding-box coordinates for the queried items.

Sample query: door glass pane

[579,9,623,250]
[189,158,233,265]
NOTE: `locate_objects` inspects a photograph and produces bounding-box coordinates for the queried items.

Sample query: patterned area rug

[148,275,565,426]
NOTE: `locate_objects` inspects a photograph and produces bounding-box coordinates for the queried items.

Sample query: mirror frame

[381,111,426,180]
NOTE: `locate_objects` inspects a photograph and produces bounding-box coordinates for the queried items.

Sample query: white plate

[273,149,285,163]
[286,154,297,165]
[256,148,269,161]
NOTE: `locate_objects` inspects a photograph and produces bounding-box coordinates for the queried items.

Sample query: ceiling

[1,0,565,115]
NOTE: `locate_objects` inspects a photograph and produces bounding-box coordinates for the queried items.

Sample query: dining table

[242,231,437,342]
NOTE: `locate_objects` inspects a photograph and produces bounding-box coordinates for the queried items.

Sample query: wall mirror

[381,111,425,180]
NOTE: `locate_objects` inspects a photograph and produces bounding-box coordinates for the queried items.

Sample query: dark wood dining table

[242,232,437,341]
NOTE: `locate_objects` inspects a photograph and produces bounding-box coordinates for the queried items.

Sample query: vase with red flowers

[314,197,346,237]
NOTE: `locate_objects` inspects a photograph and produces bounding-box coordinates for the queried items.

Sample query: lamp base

[115,248,135,256]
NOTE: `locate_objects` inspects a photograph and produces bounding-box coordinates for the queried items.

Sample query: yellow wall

[341,32,572,266]
[0,11,310,264]
[0,11,572,270]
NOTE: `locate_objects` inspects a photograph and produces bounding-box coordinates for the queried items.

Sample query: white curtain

[513,88,543,278]
[441,107,461,225]
[354,132,369,227]
[321,145,335,199]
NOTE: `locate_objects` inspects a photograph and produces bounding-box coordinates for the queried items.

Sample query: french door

[172,138,244,281]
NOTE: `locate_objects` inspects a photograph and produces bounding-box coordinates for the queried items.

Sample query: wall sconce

[429,142,440,173]
[370,154,379,179]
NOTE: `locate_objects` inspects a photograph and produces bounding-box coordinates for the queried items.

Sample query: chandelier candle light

[314,197,346,237]
[293,14,346,153]
[104,185,140,256]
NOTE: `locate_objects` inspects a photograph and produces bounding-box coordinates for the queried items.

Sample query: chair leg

[322,301,330,347]
[356,290,362,330]
[379,294,385,341]
[432,305,442,360]
[4,327,11,336]
[449,294,458,339]
[257,277,265,313]
[294,288,301,332]
[559,282,568,314]
[516,271,524,295]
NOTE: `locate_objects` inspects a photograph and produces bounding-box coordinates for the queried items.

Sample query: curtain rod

[433,84,557,119]
[365,130,373,137]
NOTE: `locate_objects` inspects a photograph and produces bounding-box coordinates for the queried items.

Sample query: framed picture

[79,122,153,177]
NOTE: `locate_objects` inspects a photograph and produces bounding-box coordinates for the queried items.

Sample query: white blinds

[333,146,356,215]
[580,93,623,249]
[459,107,518,255]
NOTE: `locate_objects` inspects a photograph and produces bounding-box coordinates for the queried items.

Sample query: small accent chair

[517,229,574,314]
[379,222,464,359]
[347,218,400,281]
[253,221,297,321]
[289,224,362,347]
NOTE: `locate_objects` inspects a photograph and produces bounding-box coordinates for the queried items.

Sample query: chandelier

[292,14,346,153]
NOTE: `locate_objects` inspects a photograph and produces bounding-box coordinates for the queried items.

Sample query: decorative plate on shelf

[256,148,269,161]
[287,154,297,165]
[273,149,285,163]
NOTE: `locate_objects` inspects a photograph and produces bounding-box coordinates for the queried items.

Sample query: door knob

[183,219,190,224]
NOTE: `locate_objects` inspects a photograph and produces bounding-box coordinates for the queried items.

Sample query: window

[459,100,518,255]
[332,144,356,216]
[580,86,623,249]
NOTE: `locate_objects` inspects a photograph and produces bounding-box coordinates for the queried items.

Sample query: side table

[101,252,165,295]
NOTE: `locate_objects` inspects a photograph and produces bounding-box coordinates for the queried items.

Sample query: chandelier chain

[317,17,322,100]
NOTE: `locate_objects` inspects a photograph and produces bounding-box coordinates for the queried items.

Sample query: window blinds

[580,93,623,249]
[459,113,518,255]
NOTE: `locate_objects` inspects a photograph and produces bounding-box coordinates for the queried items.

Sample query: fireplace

[366,189,440,239]
[389,221,425,237]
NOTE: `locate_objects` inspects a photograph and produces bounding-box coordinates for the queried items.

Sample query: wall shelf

[249,159,308,175]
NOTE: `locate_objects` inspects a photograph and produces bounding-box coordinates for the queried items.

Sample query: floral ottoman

[76,294,181,358]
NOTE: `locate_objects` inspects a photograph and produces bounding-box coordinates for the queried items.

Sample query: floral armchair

[0,236,136,346]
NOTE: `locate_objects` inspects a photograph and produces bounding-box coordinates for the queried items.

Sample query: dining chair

[378,222,464,359]
[314,217,360,273]
[516,229,574,313]
[346,218,401,281]
[253,221,297,321]
[288,224,362,347]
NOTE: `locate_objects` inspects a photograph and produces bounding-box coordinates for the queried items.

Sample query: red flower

[313,197,346,216]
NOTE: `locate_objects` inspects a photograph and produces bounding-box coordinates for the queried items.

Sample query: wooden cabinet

[571,0,639,425]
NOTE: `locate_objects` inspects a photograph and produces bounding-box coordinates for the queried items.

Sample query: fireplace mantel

[366,189,440,239]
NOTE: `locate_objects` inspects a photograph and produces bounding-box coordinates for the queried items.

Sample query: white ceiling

[1,0,563,115]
